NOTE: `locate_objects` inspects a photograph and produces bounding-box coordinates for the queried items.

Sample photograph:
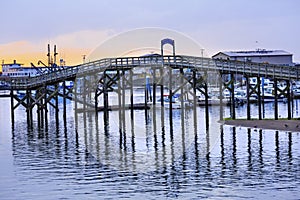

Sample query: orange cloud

[0,29,113,69]
[0,40,89,68]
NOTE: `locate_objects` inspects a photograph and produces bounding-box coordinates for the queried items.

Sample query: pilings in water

[218,72,295,121]
[9,80,74,131]
[7,57,297,131]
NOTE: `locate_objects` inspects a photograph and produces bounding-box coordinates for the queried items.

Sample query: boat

[154,94,192,109]
[292,81,300,98]
[260,87,286,102]
[17,90,36,97]
[158,95,181,109]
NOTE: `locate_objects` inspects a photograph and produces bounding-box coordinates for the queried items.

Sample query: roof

[2,63,23,67]
[214,49,292,58]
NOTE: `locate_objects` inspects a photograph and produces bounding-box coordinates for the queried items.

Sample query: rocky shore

[221,119,300,132]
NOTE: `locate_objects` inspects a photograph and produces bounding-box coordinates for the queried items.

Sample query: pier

[1,46,300,129]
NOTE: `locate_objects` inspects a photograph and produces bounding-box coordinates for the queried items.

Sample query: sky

[0,0,299,68]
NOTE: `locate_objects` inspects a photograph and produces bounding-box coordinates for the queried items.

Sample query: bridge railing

[0,65,80,90]
[213,59,299,79]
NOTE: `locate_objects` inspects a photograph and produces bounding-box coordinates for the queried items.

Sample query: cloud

[0,29,115,66]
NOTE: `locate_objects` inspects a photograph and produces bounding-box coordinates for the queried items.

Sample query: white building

[212,49,294,66]
[2,60,40,77]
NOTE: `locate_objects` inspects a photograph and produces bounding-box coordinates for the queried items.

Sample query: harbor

[0,95,299,199]
[2,0,300,198]
[1,29,300,199]
[0,44,300,199]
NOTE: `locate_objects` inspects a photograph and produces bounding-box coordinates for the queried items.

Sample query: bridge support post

[117,70,123,146]
[152,67,156,106]
[193,70,197,128]
[37,101,41,129]
[82,78,87,112]
[274,78,278,120]
[10,89,14,125]
[26,90,33,128]
[33,87,45,129]
[160,67,164,107]
[180,68,184,110]
[144,73,148,112]
[257,77,262,120]
[246,76,251,120]
[204,71,209,126]
[103,72,109,123]
[74,81,78,132]
[94,90,98,113]
[130,69,134,121]
[122,70,126,134]
[160,66,165,133]
[40,97,44,129]
[230,73,235,119]
[44,86,48,131]
[55,84,59,123]
[36,92,42,129]
[287,80,292,120]
[169,66,173,135]
[63,81,67,126]
[219,73,223,121]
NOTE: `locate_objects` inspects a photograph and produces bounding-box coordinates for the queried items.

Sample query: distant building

[1,60,40,77]
[212,49,294,66]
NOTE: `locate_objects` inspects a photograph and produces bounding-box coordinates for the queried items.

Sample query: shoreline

[220,119,300,132]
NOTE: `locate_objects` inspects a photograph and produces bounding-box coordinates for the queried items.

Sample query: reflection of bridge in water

[1,53,300,128]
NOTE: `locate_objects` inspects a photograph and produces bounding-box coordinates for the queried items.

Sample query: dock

[76,103,151,113]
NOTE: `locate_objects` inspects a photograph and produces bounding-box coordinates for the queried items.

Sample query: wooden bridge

[1,55,299,90]
[1,55,299,128]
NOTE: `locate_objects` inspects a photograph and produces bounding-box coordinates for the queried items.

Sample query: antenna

[54,45,58,65]
[82,55,86,64]
[47,44,51,67]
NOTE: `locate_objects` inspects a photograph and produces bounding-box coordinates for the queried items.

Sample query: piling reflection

[232,127,237,169]
[259,129,263,167]
[288,132,292,163]
[275,130,280,166]
[247,128,252,170]
[8,104,300,199]
[74,105,213,174]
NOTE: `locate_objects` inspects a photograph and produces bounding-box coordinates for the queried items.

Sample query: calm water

[0,97,299,199]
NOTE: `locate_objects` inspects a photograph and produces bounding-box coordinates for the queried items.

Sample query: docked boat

[292,81,300,98]
[154,94,192,109]
[260,87,286,102]
[158,95,181,109]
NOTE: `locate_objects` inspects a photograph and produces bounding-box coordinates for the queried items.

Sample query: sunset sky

[1,0,299,69]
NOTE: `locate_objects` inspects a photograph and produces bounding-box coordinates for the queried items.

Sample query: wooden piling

[287,80,291,120]
[257,77,262,120]
[274,78,278,120]
[10,89,14,125]
[246,76,251,120]
[230,73,235,119]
